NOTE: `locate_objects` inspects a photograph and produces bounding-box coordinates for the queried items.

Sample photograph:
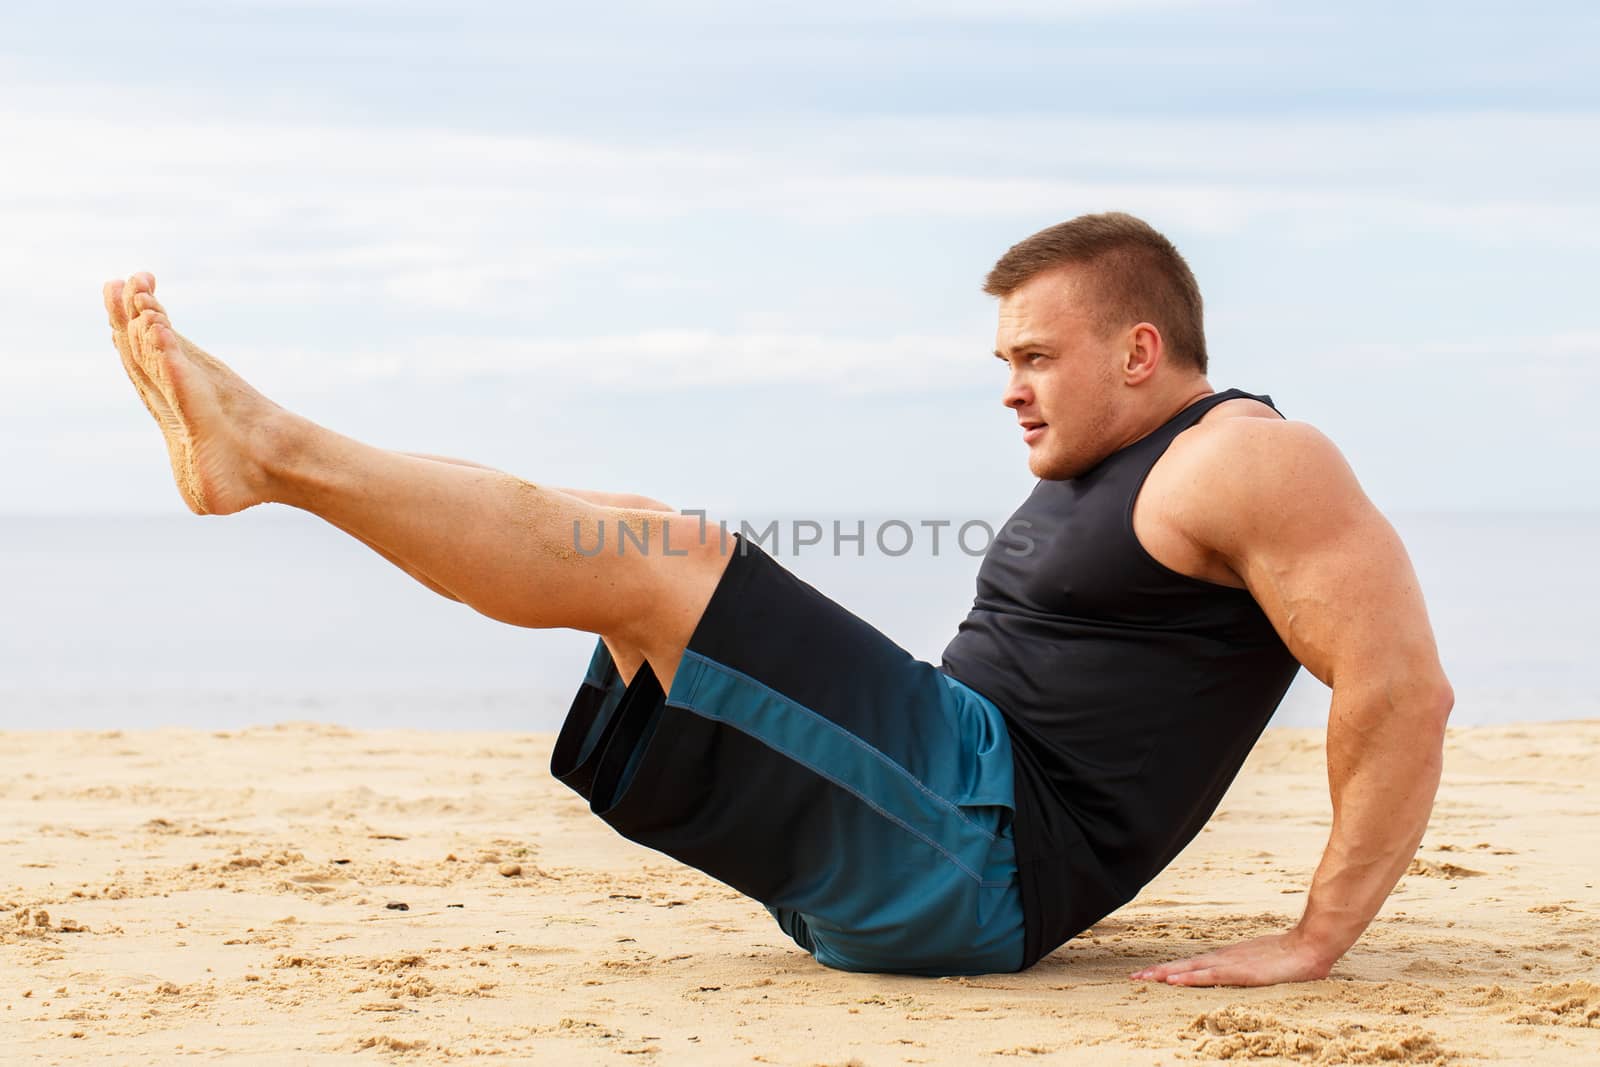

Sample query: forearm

[1295,680,1452,965]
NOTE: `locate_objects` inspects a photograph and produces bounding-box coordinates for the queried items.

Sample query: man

[102,211,1452,986]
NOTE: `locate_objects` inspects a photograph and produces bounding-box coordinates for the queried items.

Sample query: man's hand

[1129,929,1333,988]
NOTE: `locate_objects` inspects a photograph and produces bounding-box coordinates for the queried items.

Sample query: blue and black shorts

[551,533,1025,976]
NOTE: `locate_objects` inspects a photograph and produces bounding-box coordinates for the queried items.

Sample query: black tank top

[940,388,1302,968]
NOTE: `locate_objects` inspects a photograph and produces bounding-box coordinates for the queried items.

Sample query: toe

[122,271,155,324]
[105,280,128,329]
[136,308,165,337]
[135,300,169,326]
[134,309,159,352]
[121,276,141,324]
[137,310,178,361]
[134,289,167,316]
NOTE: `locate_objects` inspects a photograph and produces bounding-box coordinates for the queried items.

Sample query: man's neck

[1113,379,1216,455]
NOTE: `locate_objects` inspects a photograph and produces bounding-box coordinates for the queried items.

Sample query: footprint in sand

[1405,858,1485,880]
[1186,1008,1456,1063]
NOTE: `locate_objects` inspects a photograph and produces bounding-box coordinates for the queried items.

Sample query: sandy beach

[2,719,1596,1065]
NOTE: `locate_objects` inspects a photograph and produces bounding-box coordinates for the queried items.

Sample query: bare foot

[103,273,283,515]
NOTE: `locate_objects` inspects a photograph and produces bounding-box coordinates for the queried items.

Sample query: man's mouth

[1020,420,1046,444]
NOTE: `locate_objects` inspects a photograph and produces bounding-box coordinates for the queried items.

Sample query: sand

[2,720,1596,1065]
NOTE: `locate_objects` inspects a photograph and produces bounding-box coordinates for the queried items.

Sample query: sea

[0,510,1594,732]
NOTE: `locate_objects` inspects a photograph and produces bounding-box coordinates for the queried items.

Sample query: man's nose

[1002,373,1030,410]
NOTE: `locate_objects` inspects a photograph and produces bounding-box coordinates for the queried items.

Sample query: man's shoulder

[1193,393,1289,433]
[1176,405,1347,485]
[1135,396,1366,587]
[1160,407,1364,546]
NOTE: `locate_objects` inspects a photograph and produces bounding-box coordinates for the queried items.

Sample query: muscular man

[102,211,1452,986]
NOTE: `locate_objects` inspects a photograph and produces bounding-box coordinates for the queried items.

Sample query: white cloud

[4,97,1596,416]
[1312,331,1600,368]
[3,88,1598,515]
[13,331,988,398]
[7,105,1600,305]
[6,102,1598,370]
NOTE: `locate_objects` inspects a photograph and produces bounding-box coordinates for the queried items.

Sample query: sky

[3,1,1599,521]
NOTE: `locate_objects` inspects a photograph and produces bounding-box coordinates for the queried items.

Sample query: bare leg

[344,456,670,684]
[104,273,729,692]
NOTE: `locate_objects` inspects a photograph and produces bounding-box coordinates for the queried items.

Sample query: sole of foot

[104,273,282,516]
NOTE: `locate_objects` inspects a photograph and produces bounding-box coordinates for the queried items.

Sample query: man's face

[994,266,1127,480]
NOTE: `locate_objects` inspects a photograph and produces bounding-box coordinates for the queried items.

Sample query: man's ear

[1123,322,1164,383]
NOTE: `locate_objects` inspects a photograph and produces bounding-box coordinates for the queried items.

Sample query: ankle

[251,408,321,506]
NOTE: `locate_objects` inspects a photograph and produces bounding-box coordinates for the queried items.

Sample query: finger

[1131,953,1224,981]
[1171,963,1278,988]
[1166,966,1230,987]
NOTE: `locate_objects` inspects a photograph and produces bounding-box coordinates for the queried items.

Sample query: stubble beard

[1030,398,1118,481]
